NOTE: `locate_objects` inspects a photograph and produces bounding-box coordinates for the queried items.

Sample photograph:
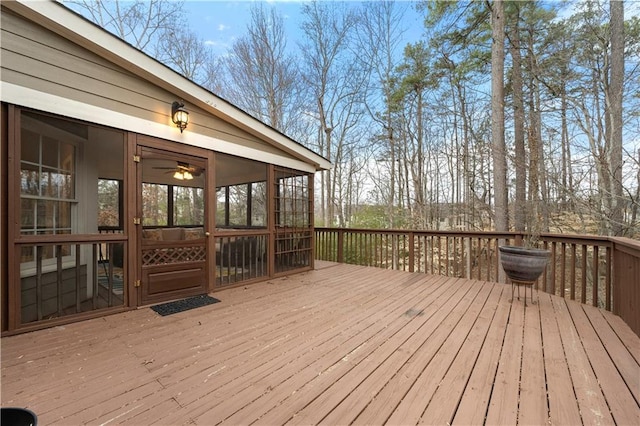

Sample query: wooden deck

[1,261,639,425]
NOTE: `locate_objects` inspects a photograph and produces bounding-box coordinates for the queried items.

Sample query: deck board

[385,280,491,425]
[485,290,525,425]
[450,282,511,425]
[517,292,548,425]
[417,282,504,425]
[538,293,583,425]
[223,275,453,426]
[351,278,480,426]
[583,304,640,402]
[566,301,640,425]
[550,294,615,425]
[2,261,639,425]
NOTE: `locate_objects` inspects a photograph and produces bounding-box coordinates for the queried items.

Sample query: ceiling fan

[153,161,203,180]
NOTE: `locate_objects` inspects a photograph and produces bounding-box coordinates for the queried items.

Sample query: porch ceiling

[1,262,638,425]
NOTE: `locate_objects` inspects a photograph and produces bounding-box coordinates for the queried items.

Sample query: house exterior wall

[0,3,322,335]
[0,7,310,170]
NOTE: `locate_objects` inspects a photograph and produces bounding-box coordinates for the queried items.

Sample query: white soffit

[6,0,331,171]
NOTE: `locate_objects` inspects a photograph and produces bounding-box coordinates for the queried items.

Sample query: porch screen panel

[214,153,268,286]
[16,110,126,327]
[274,168,312,273]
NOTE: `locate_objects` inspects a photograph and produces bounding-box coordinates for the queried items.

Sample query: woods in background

[66,0,640,237]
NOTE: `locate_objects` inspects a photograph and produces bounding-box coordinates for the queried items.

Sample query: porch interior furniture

[141,227,260,268]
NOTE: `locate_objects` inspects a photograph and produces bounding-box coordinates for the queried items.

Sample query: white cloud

[218,24,230,32]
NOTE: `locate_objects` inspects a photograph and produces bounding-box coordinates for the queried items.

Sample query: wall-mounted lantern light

[171,101,189,133]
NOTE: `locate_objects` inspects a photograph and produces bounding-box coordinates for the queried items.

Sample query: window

[174,185,204,226]
[20,128,76,237]
[215,154,267,228]
[216,183,267,228]
[274,168,312,273]
[15,110,127,325]
[141,183,204,227]
[142,183,169,226]
[20,114,78,265]
[98,178,123,229]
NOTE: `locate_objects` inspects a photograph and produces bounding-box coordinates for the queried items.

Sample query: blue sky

[182,0,425,57]
[181,0,640,60]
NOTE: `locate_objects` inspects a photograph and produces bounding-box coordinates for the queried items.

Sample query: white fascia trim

[10,0,331,172]
[1,82,317,173]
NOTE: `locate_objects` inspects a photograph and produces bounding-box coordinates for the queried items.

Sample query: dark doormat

[150,295,221,316]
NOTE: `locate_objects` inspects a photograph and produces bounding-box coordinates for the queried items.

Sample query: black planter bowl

[1,407,37,426]
[499,245,550,283]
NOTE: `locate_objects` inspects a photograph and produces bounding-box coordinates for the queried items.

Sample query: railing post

[409,232,415,272]
[465,237,471,279]
[605,245,611,311]
[337,229,344,264]
[592,245,599,307]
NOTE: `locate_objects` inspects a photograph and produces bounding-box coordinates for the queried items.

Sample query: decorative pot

[499,245,550,282]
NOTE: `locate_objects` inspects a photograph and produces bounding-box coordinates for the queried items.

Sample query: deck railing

[315,228,640,336]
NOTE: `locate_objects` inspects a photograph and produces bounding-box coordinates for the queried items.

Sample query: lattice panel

[142,246,206,266]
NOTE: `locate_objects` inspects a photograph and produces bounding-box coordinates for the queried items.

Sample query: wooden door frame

[133,136,215,306]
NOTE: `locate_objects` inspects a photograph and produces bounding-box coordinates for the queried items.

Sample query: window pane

[215,153,267,229]
[60,170,74,199]
[216,189,226,226]
[21,129,40,164]
[174,186,204,226]
[41,167,57,197]
[21,246,34,263]
[229,185,248,227]
[251,182,267,227]
[41,136,58,168]
[20,164,39,196]
[57,201,72,230]
[98,179,121,227]
[142,183,168,226]
[37,200,54,229]
[21,199,35,230]
[60,142,75,171]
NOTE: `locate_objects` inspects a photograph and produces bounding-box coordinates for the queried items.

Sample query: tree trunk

[609,0,624,235]
[509,6,526,233]
[491,0,508,235]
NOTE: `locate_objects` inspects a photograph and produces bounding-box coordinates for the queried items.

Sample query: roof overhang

[2,0,331,172]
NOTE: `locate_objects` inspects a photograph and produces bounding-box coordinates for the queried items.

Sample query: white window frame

[19,113,86,277]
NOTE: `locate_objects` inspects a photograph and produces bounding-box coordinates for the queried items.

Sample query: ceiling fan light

[183,171,194,180]
[173,170,184,180]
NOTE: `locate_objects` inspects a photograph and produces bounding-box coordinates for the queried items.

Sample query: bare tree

[222,3,303,135]
[357,1,408,229]
[392,42,439,228]
[155,27,212,84]
[299,1,365,226]
[63,0,185,52]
